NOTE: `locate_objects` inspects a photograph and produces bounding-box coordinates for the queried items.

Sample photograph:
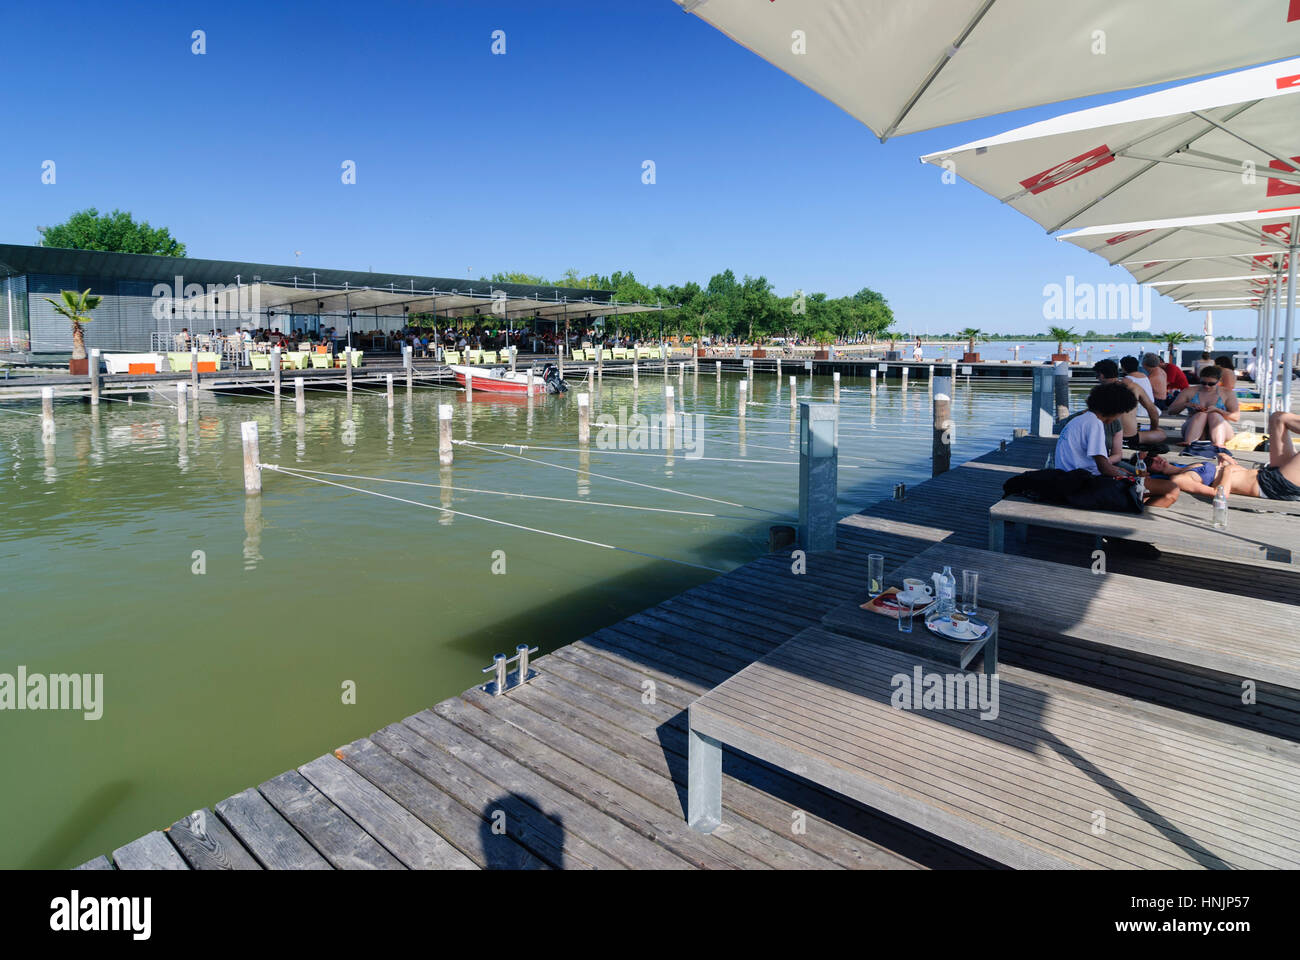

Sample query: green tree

[42,288,101,361]
[485,271,549,285]
[1046,325,1075,355]
[1157,330,1192,363]
[40,208,186,256]
[958,327,983,355]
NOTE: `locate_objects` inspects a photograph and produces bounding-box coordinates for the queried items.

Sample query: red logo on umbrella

[1266,157,1300,197]
[1103,229,1151,246]
[1020,144,1114,195]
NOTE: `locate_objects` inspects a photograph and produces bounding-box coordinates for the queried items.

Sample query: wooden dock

[77,420,1300,870]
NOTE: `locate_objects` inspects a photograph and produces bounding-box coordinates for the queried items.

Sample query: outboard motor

[542,363,568,394]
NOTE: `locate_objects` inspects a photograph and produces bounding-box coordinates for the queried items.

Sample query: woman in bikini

[1164,365,1238,448]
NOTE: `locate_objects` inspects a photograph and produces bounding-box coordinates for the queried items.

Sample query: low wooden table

[821,597,998,676]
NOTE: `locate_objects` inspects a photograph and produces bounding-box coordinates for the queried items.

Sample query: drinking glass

[868,554,884,595]
[898,599,914,633]
[961,570,979,615]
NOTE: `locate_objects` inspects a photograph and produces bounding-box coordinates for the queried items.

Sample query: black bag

[1003,468,1143,514]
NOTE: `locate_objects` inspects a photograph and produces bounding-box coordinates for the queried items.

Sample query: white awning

[920,58,1300,232]
[1057,208,1298,266]
[675,0,1300,139]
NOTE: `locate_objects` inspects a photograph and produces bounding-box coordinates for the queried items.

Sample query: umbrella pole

[1284,221,1298,413]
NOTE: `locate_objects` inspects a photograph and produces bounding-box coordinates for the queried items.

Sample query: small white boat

[449,364,566,395]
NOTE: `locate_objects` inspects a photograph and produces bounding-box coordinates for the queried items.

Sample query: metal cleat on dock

[481,644,540,696]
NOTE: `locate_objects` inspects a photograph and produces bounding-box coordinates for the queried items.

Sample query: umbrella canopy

[675,0,1300,140]
[920,58,1300,232]
[1057,208,1297,271]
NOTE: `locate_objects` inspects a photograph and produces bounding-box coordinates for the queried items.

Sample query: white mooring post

[510,345,517,375]
[678,361,685,382]
[438,404,454,465]
[89,349,101,406]
[1030,366,1055,437]
[738,379,747,417]
[902,366,909,388]
[527,367,535,394]
[295,376,305,416]
[465,368,473,398]
[241,421,261,494]
[345,348,354,395]
[272,347,282,400]
[404,344,413,392]
[776,357,782,379]
[870,369,877,395]
[41,387,54,437]
[715,360,721,380]
[833,371,840,402]
[577,392,590,444]
[176,383,188,424]
[665,384,676,431]
[386,373,394,408]
[789,375,797,407]
[798,402,839,552]
[190,346,199,394]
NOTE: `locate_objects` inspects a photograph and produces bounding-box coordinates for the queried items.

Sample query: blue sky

[0,0,1257,336]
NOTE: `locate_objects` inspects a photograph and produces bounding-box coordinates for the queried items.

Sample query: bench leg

[982,627,999,677]
[687,720,722,834]
[988,517,1005,552]
[1012,522,1028,547]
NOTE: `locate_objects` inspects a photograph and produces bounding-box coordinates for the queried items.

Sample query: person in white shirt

[1054,382,1180,506]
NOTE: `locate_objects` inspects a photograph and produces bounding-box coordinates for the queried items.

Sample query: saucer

[926,615,989,642]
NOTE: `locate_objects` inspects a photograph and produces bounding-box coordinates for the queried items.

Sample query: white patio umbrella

[1204,311,1215,352]
[920,57,1300,232]
[1061,209,1297,410]
[674,0,1300,139]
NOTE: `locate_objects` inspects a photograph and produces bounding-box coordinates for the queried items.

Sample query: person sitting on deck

[1142,353,1170,410]
[1149,412,1300,501]
[1165,365,1239,449]
[1095,359,1166,449]
[1213,356,1239,391]
[1192,352,1215,377]
[1055,382,1180,507]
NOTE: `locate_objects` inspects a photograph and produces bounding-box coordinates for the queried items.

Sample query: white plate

[926,615,989,642]
[895,592,934,608]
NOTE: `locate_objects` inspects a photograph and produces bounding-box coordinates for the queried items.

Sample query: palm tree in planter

[1047,325,1075,361]
[1158,330,1192,364]
[43,288,102,375]
[958,327,983,362]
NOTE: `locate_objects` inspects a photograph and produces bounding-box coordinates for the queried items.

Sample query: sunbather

[1164,365,1239,447]
[1149,412,1300,502]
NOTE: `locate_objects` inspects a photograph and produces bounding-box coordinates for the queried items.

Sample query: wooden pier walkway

[77,428,1300,871]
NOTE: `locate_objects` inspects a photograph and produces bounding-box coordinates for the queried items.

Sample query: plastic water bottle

[937,565,956,616]
[1044,453,1055,469]
[1213,487,1228,529]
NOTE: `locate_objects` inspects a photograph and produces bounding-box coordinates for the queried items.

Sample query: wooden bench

[989,497,1300,566]
[687,626,1300,868]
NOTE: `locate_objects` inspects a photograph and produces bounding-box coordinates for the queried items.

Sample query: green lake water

[0,368,1039,868]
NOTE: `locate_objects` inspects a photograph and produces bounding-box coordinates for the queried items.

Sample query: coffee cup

[899,578,932,603]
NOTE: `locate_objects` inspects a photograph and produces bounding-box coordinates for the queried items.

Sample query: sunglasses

[1199,380,1220,387]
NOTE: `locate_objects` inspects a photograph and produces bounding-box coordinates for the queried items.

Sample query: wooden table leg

[687,709,722,834]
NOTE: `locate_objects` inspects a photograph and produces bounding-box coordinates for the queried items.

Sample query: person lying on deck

[1094,359,1166,450]
[1150,412,1300,502]
[1056,382,1180,507]
[1164,365,1239,448]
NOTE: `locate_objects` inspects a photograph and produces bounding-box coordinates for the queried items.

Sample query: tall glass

[868,554,884,595]
[898,599,914,633]
[961,570,979,615]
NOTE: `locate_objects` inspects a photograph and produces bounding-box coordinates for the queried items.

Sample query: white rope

[450,440,789,515]
[260,463,727,573]
[245,464,771,520]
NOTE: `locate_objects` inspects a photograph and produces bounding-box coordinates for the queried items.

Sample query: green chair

[483,351,498,364]
[349,351,364,368]
[467,350,483,364]
[166,352,190,372]
[444,350,461,365]
[572,348,587,362]
[251,354,271,371]
[310,353,331,369]
[601,349,613,361]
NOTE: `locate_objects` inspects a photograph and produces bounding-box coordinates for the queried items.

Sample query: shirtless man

[1142,353,1167,404]
[1165,365,1239,447]
[1094,358,1166,448]
[1149,411,1300,502]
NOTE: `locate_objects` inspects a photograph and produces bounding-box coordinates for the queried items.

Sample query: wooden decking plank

[111,831,188,870]
[370,719,615,869]
[405,709,691,869]
[335,736,547,870]
[258,770,404,870]
[435,696,759,870]
[465,687,837,870]
[73,855,114,870]
[213,787,332,870]
[167,808,262,870]
[297,754,477,870]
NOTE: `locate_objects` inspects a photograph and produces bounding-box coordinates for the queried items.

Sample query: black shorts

[1256,464,1300,501]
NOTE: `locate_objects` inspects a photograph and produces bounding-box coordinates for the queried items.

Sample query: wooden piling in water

[404,345,413,392]
[678,362,685,382]
[345,349,353,395]
[738,379,747,417]
[465,368,473,398]
[715,360,721,380]
[295,376,305,416]
[932,377,953,477]
[577,392,590,444]
[272,347,282,400]
[241,421,261,494]
[789,375,797,407]
[89,349,100,406]
[386,373,394,408]
[870,369,877,395]
[632,355,639,388]
[41,387,54,437]
[665,384,676,431]
[902,366,909,388]
[510,345,517,375]
[438,404,453,465]
[833,371,840,402]
[190,347,199,395]
[176,383,188,424]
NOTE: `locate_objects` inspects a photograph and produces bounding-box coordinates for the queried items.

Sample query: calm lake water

[1,367,1047,867]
